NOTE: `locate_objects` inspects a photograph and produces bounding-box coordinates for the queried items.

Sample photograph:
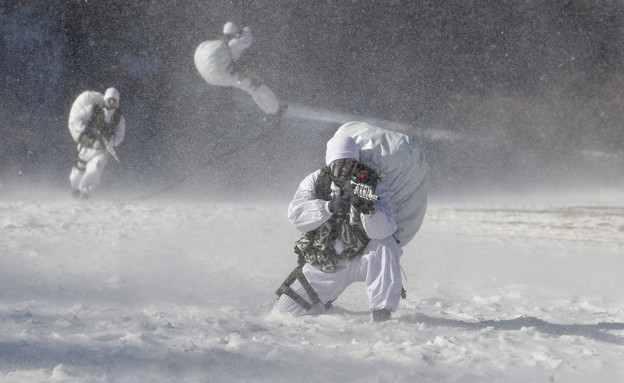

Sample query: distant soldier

[68,87,126,199]
[194,21,282,118]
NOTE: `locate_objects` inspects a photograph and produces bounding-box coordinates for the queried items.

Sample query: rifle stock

[93,129,120,163]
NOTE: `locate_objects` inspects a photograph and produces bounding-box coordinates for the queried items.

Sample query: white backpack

[194,40,238,87]
[335,122,428,246]
[68,91,103,142]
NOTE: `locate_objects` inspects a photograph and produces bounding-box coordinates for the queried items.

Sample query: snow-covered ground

[1,186,624,382]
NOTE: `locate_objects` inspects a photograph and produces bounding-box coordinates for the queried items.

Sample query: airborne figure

[194,21,282,119]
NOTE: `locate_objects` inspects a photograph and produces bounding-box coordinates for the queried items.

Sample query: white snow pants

[273,237,403,316]
[70,147,108,196]
[233,77,279,115]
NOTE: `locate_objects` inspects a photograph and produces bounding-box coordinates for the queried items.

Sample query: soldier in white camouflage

[194,21,281,117]
[274,134,403,322]
[68,87,126,199]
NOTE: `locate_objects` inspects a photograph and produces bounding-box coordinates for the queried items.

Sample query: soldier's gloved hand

[242,26,253,41]
[350,193,375,215]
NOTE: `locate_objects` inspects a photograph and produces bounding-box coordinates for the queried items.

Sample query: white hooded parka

[274,169,404,316]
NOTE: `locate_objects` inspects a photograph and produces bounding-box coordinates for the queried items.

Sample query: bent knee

[88,155,107,171]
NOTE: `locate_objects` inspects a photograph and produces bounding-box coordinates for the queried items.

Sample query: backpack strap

[85,107,122,140]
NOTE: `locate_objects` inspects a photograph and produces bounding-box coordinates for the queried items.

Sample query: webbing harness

[294,165,375,272]
[78,107,122,149]
[274,266,332,311]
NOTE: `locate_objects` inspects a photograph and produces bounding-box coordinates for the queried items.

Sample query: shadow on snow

[403,313,624,345]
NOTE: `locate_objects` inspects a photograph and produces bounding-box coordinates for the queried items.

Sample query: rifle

[92,129,120,163]
[331,164,380,224]
[350,181,379,202]
[337,180,379,225]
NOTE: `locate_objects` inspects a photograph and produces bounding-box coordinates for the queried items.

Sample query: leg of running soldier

[78,151,108,196]
[70,166,84,191]
[70,147,88,192]
[232,76,279,115]
[356,238,404,312]
[273,260,353,316]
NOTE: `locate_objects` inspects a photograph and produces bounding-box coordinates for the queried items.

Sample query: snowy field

[1,185,624,383]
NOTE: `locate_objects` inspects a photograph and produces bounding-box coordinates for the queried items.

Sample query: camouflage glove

[349,192,375,215]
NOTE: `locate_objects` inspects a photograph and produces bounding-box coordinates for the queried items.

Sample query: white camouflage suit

[193,21,279,115]
[69,88,126,197]
[274,135,404,316]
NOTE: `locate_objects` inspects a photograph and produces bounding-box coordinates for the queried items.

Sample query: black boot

[72,189,89,200]
[372,309,391,322]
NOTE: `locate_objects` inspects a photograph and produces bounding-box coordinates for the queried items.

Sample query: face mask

[104,99,117,109]
[330,158,358,181]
